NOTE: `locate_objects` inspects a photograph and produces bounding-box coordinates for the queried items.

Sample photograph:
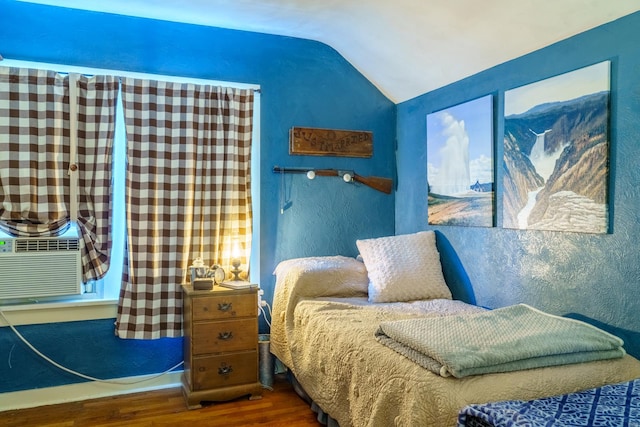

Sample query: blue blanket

[457,379,640,427]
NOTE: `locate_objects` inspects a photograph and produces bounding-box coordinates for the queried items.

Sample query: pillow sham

[356,231,452,303]
[273,255,369,300]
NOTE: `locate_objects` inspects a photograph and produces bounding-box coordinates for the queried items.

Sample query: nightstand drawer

[192,351,258,390]
[192,293,257,320]
[193,318,257,354]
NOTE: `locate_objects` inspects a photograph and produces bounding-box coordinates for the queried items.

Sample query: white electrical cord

[280,167,285,214]
[0,309,183,385]
[256,287,272,328]
[259,302,272,328]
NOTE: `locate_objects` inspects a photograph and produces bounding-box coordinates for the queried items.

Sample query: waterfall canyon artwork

[503,61,611,234]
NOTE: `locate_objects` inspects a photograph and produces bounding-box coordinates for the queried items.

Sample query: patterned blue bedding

[457,379,640,426]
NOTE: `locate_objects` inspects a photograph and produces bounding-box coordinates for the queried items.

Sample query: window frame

[0,59,261,323]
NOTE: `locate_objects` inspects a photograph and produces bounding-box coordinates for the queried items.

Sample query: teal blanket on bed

[375,303,626,378]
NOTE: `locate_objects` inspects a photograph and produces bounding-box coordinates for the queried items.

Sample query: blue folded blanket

[375,303,625,378]
[457,379,640,426]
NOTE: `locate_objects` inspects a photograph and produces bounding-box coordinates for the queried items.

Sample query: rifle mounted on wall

[273,166,393,194]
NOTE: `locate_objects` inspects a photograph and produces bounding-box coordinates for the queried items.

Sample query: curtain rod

[0,55,261,92]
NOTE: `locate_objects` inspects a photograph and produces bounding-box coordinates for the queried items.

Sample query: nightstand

[181,284,262,409]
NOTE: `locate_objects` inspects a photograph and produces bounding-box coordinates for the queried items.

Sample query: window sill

[0,298,118,327]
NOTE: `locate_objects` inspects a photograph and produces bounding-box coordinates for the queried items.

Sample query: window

[0,59,260,308]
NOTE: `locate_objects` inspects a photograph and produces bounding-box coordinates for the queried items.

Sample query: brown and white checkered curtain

[116,78,254,339]
[75,74,119,281]
[0,67,70,236]
[0,67,118,282]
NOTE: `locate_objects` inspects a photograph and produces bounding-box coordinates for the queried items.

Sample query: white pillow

[273,256,369,299]
[356,231,452,303]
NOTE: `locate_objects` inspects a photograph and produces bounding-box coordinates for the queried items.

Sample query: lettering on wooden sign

[289,127,373,158]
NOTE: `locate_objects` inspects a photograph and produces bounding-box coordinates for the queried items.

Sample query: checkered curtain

[0,67,69,236]
[0,67,118,282]
[75,74,119,281]
[116,78,254,339]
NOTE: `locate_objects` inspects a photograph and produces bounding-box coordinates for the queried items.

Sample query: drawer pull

[218,363,233,375]
[217,302,233,312]
[218,331,234,340]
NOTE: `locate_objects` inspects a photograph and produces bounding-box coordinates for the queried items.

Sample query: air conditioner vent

[15,238,80,252]
[0,230,83,301]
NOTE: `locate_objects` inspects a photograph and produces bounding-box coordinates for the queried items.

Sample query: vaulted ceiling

[21,0,640,103]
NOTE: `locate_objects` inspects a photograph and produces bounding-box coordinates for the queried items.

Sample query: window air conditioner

[0,228,82,301]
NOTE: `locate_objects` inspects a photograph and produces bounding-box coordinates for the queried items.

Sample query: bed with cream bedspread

[270,255,640,427]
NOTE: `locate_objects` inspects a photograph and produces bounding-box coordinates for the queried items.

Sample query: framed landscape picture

[502,61,611,234]
[427,94,494,227]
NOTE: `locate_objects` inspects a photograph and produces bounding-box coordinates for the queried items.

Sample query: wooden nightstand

[181,284,263,409]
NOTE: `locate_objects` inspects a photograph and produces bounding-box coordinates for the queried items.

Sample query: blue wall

[396,12,640,357]
[0,1,395,392]
[0,319,182,393]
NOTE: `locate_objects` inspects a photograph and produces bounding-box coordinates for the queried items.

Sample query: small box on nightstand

[192,278,213,290]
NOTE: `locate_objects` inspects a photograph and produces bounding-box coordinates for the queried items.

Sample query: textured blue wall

[0,1,395,392]
[0,319,182,393]
[396,12,640,357]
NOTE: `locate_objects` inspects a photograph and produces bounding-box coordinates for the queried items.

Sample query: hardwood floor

[0,374,321,427]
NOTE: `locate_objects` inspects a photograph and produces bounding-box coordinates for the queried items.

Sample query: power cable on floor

[0,309,183,385]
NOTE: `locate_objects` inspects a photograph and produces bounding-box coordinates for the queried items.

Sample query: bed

[270,231,640,427]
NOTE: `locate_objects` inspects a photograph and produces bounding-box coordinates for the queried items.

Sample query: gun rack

[273,166,392,194]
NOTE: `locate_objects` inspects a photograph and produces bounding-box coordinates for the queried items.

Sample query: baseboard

[0,371,183,412]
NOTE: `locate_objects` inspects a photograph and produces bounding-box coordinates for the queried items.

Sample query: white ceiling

[21,0,640,103]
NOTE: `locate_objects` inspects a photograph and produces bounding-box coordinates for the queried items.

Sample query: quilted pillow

[273,256,369,299]
[356,231,452,303]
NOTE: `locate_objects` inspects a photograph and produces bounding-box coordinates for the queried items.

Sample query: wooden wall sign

[289,127,373,158]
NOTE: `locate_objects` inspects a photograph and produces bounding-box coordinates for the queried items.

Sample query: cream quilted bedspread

[271,256,371,369]
[286,299,640,427]
[270,257,640,426]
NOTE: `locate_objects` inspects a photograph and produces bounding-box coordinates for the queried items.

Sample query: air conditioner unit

[0,228,82,301]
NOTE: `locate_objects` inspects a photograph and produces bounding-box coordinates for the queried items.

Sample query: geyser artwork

[427,95,494,227]
[503,61,611,234]
[430,112,471,196]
